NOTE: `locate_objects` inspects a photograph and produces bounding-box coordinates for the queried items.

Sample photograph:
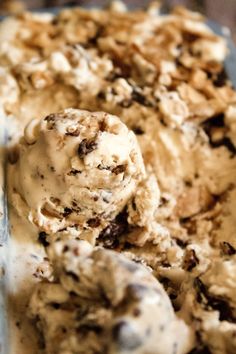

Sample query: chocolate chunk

[97,210,129,248]
[63,245,69,253]
[132,126,144,135]
[132,308,141,317]
[63,207,72,217]
[221,242,236,256]
[8,148,19,164]
[38,232,49,247]
[204,113,225,128]
[112,165,126,175]
[213,68,228,87]
[50,303,61,309]
[44,113,56,122]
[183,249,199,271]
[65,128,80,136]
[183,32,199,43]
[99,120,107,132]
[68,169,81,176]
[194,278,236,322]
[112,321,143,350]
[202,114,236,156]
[132,89,153,107]
[78,138,98,158]
[87,217,101,228]
[66,271,80,282]
[97,91,106,100]
[188,346,211,354]
[210,137,236,156]
[77,323,103,335]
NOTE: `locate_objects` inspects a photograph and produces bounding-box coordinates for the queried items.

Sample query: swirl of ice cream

[11,108,145,241]
[29,239,194,354]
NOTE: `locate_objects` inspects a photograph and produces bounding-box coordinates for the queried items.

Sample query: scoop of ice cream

[29,239,193,354]
[11,108,145,240]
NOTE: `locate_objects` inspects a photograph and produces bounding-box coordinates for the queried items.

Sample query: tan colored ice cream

[10,109,145,242]
[29,239,194,354]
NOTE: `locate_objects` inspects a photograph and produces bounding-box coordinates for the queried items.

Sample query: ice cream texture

[3,2,236,354]
[10,109,145,243]
[29,239,193,354]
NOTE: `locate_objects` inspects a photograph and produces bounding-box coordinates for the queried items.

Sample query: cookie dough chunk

[11,109,145,240]
[29,240,193,354]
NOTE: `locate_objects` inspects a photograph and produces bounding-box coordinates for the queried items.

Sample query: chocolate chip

[38,232,49,247]
[77,323,103,335]
[44,113,56,122]
[188,346,211,354]
[213,68,228,87]
[78,138,98,158]
[63,207,72,217]
[112,165,126,175]
[65,128,80,136]
[204,113,225,128]
[220,242,236,256]
[66,271,80,282]
[87,217,101,228]
[174,238,188,248]
[97,210,129,248]
[132,126,144,135]
[183,249,199,271]
[97,91,106,100]
[112,321,143,350]
[183,32,199,43]
[63,245,69,253]
[8,148,19,164]
[68,169,81,176]
[99,120,107,132]
[194,278,236,322]
[201,114,236,156]
[132,89,152,107]
[210,137,236,157]
[132,308,141,317]
[50,303,61,309]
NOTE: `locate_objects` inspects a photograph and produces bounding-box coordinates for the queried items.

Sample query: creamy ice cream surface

[29,239,193,354]
[2,2,236,354]
[10,109,145,243]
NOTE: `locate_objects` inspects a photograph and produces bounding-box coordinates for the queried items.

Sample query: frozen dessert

[29,239,193,354]
[10,108,145,242]
[2,2,236,354]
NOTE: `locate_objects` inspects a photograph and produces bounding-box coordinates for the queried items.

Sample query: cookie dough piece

[29,240,193,354]
[11,109,145,241]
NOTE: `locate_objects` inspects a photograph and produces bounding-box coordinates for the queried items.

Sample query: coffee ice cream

[10,108,145,242]
[29,239,193,354]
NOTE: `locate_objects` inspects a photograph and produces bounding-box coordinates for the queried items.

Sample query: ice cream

[2,3,236,354]
[29,239,193,354]
[10,109,145,243]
